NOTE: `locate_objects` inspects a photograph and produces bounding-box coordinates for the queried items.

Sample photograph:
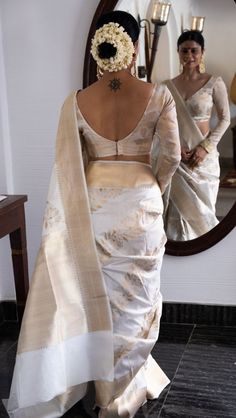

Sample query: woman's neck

[98,69,135,92]
[180,68,201,81]
[101,69,133,81]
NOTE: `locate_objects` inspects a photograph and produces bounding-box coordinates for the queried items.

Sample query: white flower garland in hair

[91,22,135,72]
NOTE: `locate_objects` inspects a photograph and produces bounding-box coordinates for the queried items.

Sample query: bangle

[200,138,214,153]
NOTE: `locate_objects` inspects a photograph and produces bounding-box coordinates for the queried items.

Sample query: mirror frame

[83,0,236,256]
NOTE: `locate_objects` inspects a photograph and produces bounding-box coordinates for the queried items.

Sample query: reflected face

[178,40,203,69]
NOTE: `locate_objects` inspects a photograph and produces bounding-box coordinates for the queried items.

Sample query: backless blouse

[76,84,181,193]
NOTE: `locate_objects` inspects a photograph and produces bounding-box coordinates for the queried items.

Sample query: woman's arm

[200,76,230,153]
[152,86,181,193]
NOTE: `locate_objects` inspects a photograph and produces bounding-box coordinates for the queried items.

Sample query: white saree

[5,87,180,418]
[164,79,228,241]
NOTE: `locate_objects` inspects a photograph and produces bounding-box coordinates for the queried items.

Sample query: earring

[179,62,183,73]
[199,56,205,74]
[96,65,104,80]
[132,61,137,78]
[131,53,137,78]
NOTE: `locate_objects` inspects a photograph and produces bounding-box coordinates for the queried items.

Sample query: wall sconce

[138,1,171,82]
[191,16,205,32]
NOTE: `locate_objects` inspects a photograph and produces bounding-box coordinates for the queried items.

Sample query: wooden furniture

[0,195,29,322]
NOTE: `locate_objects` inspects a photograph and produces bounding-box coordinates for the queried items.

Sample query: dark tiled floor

[0,321,236,417]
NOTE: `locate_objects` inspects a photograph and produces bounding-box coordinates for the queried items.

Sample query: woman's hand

[188,145,208,169]
[181,147,193,163]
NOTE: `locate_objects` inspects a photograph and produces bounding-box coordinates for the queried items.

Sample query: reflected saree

[164,80,220,241]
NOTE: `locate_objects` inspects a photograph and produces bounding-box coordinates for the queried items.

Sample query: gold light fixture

[152,2,171,23]
[191,16,205,32]
[138,1,171,82]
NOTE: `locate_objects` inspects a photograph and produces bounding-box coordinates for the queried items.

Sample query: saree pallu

[164,80,219,241]
[86,161,169,417]
[5,92,114,418]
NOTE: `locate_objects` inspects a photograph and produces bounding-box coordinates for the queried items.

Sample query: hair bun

[91,22,135,72]
[98,42,117,59]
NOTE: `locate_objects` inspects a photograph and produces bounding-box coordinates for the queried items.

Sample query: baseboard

[0,301,235,326]
[162,302,236,326]
[0,302,3,324]
[0,300,17,321]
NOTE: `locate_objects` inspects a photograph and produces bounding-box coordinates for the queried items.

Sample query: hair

[177,30,205,51]
[95,10,140,59]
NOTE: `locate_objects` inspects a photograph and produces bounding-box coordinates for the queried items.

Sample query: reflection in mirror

[164,35,231,241]
[116,0,236,241]
[83,0,236,255]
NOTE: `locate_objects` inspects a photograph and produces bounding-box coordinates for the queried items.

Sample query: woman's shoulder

[76,81,99,104]
[133,79,156,96]
[205,74,228,92]
[157,83,171,95]
[149,82,175,111]
[205,73,226,85]
[211,74,226,84]
[154,81,174,98]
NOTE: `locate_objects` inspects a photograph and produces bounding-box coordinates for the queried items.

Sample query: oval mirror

[83,0,236,256]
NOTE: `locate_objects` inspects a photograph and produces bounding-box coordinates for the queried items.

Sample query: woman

[5,11,180,418]
[164,30,230,241]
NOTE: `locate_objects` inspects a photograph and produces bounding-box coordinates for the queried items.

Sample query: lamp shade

[151,2,171,25]
[230,73,236,105]
[191,16,205,32]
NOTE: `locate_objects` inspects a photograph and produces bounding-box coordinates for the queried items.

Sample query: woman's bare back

[77,72,155,143]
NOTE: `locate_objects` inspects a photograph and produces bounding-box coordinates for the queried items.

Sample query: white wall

[0,0,100,298]
[0,14,15,299]
[0,0,235,305]
[162,228,236,305]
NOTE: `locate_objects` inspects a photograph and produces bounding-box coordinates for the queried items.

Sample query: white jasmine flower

[91,22,135,72]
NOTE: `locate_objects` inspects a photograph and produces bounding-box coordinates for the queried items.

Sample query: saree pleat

[86,161,169,416]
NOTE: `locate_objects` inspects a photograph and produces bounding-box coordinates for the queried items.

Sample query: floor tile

[0,400,8,418]
[63,386,98,417]
[159,325,236,417]
[1,322,236,417]
[152,323,194,379]
[0,322,19,343]
[132,323,194,417]
[0,343,17,398]
[0,323,18,401]
[63,400,97,417]
[190,325,236,346]
[158,323,195,343]
[135,389,168,417]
